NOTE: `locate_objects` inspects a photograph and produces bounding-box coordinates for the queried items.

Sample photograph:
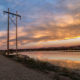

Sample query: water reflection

[13,51,80,62]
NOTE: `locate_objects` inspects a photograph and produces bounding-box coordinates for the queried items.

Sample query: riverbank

[1,53,80,80]
[0,54,53,80]
[44,59,80,69]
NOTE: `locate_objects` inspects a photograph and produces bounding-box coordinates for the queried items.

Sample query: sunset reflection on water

[17,51,80,62]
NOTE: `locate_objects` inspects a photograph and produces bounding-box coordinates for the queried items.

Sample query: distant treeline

[0,45,80,52]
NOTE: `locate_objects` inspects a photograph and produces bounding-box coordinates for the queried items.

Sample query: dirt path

[0,54,53,80]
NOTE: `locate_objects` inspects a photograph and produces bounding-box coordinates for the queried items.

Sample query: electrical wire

[9,0,65,26]
[21,0,46,13]
[10,0,26,10]
[0,0,45,30]
[0,0,26,29]
[1,0,65,30]
[19,0,65,20]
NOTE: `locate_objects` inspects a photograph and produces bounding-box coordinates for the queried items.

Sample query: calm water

[13,51,80,61]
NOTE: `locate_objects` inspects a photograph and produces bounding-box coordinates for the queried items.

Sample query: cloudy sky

[0,0,80,49]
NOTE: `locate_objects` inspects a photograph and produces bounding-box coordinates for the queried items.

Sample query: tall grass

[1,54,80,80]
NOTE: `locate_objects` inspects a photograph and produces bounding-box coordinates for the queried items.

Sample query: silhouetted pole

[16,11,18,55]
[7,8,9,55]
[3,8,21,55]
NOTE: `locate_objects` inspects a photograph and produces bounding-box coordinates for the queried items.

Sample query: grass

[4,54,20,57]
[1,53,80,80]
[3,55,73,72]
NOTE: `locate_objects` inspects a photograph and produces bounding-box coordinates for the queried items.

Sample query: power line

[10,0,26,10]
[9,0,65,25]
[1,0,79,47]
[20,0,46,14]
[3,8,21,55]
[0,0,45,30]
[1,0,65,31]
[0,0,26,30]
[1,0,65,30]
[20,0,65,20]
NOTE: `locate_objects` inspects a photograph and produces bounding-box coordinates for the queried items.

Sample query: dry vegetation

[1,53,80,80]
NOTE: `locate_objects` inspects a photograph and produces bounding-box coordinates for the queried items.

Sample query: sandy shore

[0,54,53,80]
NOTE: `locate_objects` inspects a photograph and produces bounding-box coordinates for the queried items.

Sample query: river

[12,50,80,62]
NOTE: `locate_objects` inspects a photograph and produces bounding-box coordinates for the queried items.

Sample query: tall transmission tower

[3,8,21,55]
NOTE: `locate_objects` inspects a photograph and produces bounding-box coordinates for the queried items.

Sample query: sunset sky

[0,0,80,49]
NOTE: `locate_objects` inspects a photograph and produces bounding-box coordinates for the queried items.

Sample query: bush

[17,57,22,62]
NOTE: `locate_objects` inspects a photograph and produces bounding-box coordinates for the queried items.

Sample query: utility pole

[16,11,18,55]
[7,8,9,55]
[3,8,21,55]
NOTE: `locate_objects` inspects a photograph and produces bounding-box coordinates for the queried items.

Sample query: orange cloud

[1,0,80,49]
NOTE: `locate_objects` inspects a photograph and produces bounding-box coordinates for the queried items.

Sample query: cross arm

[3,11,21,18]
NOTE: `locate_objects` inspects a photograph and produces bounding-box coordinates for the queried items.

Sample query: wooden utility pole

[7,8,9,55]
[3,8,21,55]
[16,11,18,55]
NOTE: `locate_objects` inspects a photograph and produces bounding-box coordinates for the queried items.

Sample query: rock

[59,75,72,80]
[57,72,69,77]
[47,71,72,80]
[70,74,80,80]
